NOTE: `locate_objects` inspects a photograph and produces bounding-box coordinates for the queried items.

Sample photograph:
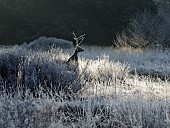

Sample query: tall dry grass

[0,45,169,127]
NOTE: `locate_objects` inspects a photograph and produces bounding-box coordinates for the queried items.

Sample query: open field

[0,45,170,128]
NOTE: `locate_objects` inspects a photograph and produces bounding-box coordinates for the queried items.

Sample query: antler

[72,31,85,46]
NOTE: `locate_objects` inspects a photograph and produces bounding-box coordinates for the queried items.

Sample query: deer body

[67,32,85,63]
[67,46,84,63]
[67,52,78,63]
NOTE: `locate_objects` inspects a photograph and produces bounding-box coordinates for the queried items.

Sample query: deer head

[67,32,85,63]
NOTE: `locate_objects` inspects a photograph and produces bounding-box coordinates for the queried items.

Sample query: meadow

[0,43,170,128]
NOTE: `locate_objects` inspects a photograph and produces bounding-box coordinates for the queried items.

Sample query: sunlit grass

[0,45,169,127]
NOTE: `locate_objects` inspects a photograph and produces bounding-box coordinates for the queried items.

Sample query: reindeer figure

[67,32,85,63]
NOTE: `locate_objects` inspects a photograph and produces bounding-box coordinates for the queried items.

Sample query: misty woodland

[0,0,170,128]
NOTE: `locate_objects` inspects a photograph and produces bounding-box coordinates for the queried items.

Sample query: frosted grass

[80,46,170,79]
[0,45,169,127]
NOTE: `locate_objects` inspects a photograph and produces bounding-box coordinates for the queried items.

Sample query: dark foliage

[0,0,158,45]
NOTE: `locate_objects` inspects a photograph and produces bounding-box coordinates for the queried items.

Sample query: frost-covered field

[0,44,170,128]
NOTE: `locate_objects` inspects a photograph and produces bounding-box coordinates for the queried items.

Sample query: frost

[0,45,169,127]
[25,36,73,50]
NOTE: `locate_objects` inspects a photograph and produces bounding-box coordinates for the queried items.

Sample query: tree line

[0,0,158,45]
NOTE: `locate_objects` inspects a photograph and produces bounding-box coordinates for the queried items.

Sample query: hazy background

[0,0,159,46]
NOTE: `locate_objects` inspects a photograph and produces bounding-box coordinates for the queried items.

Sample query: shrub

[25,36,73,51]
[0,46,78,98]
[113,11,170,49]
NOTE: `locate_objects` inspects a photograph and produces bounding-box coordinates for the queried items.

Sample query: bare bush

[114,11,170,49]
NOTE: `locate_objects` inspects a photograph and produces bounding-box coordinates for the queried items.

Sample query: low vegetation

[0,43,169,127]
[0,0,169,127]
